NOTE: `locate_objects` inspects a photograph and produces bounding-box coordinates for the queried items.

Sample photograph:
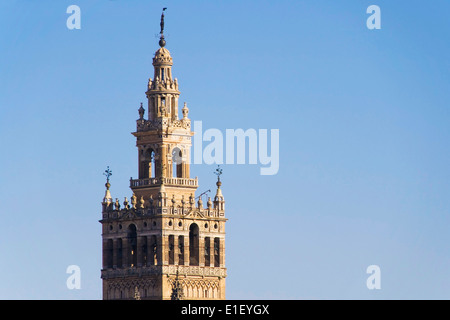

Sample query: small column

[156,235,164,266]
[161,145,168,178]
[174,96,179,119]
[161,235,168,265]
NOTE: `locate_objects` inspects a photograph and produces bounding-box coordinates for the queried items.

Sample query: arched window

[116,238,123,268]
[189,223,199,266]
[204,237,211,267]
[106,239,113,269]
[151,235,158,265]
[168,235,175,265]
[178,235,184,265]
[140,148,156,179]
[127,224,137,267]
[172,147,183,178]
[214,238,220,267]
[141,236,148,267]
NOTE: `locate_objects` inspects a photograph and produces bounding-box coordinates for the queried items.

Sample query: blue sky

[0,0,449,299]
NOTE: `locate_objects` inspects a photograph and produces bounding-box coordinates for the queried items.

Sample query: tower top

[102,166,113,203]
[159,8,167,48]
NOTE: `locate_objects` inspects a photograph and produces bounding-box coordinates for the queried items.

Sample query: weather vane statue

[159,7,167,47]
[214,165,223,182]
[103,166,112,184]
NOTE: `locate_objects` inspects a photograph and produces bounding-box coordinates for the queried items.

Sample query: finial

[159,8,167,47]
[207,197,212,209]
[214,165,223,187]
[149,195,154,206]
[182,102,189,119]
[102,166,113,203]
[138,102,145,120]
[104,166,112,186]
[131,193,137,209]
[172,194,176,205]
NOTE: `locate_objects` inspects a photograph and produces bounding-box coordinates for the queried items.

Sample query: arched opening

[141,236,148,267]
[214,238,220,267]
[116,238,123,268]
[106,239,113,269]
[204,237,211,267]
[189,223,199,266]
[168,235,174,265]
[140,148,155,179]
[127,224,137,267]
[172,147,183,178]
[151,235,158,265]
[178,235,184,265]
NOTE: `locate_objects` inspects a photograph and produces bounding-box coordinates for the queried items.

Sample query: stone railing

[136,118,190,132]
[130,177,198,188]
[101,265,226,279]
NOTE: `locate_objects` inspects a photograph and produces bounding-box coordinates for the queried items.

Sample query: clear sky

[0,0,449,299]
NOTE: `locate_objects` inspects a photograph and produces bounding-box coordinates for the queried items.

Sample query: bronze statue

[159,8,167,47]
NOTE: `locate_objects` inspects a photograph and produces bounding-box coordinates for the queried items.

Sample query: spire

[103,166,113,203]
[138,102,145,120]
[214,165,223,198]
[159,8,167,48]
[214,165,225,211]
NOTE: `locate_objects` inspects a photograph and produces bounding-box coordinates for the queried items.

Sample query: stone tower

[100,10,227,300]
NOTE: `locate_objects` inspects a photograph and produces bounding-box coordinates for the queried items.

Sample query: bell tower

[100,9,227,300]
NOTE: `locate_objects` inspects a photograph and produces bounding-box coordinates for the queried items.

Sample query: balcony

[101,265,226,279]
[130,177,198,188]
